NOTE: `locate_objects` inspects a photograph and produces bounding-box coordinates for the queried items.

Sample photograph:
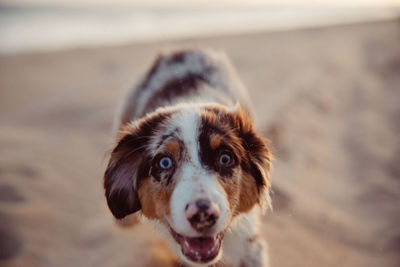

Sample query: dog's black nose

[196,198,211,212]
[185,198,220,232]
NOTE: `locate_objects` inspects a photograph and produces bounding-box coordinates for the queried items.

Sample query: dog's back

[115,50,252,131]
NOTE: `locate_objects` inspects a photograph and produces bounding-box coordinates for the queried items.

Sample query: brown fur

[164,139,181,159]
[237,172,260,213]
[217,173,241,214]
[200,104,272,216]
[210,134,223,150]
[138,179,173,224]
[234,106,272,190]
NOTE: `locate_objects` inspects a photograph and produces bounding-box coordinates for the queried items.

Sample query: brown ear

[235,106,272,209]
[104,132,148,219]
[104,112,171,219]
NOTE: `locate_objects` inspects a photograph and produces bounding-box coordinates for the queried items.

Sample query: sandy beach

[0,19,399,267]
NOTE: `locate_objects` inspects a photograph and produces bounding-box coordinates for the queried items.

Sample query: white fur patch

[167,109,230,240]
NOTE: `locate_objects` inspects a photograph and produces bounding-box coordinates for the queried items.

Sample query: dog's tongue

[180,235,222,263]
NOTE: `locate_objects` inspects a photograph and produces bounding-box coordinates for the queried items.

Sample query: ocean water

[0,1,398,54]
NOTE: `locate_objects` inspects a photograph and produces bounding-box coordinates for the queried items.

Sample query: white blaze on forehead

[168,108,230,237]
[171,108,201,165]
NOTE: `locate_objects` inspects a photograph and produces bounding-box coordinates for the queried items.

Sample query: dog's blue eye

[159,156,173,170]
[219,153,231,167]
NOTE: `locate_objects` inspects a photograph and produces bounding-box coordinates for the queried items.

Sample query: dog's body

[104,50,271,267]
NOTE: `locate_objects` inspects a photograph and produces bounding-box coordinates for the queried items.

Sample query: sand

[0,19,399,267]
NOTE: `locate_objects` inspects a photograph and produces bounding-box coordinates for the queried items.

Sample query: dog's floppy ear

[234,105,272,210]
[104,131,147,219]
[104,113,170,219]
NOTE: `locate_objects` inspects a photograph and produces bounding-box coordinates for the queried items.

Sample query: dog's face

[104,103,271,265]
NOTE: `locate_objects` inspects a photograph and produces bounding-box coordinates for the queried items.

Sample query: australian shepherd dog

[103,49,272,267]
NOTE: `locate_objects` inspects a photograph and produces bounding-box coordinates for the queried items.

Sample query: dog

[103,49,272,267]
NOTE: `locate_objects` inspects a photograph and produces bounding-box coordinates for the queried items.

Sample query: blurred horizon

[0,0,399,54]
[2,0,400,7]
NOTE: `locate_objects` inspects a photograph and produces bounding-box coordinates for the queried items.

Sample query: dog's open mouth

[169,227,224,263]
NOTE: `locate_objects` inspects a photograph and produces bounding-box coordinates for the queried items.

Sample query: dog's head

[104,103,271,265]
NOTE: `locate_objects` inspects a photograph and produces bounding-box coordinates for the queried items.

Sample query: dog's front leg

[239,238,269,267]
